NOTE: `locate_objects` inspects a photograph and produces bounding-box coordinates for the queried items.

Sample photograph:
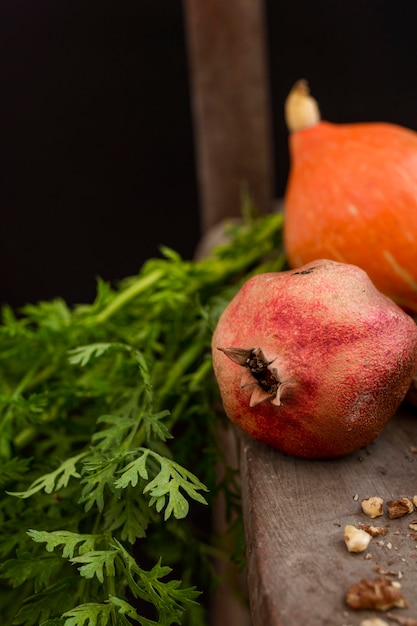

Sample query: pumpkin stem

[285,79,321,133]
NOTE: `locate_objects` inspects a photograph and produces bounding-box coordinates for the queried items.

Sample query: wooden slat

[183,2,273,623]
[184,3,417,625]
[182,0,274,231]
[240,406,417,625]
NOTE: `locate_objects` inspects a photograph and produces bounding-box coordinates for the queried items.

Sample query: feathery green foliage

[0,212,285,625]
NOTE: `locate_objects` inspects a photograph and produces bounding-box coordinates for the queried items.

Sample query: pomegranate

[212,259,417,458]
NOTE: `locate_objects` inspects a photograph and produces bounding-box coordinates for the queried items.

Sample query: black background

[1,0,417,308]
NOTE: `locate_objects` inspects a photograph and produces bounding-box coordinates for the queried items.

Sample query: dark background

[1,0,417,308]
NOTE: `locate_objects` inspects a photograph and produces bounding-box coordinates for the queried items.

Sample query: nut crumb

[386,613,417,626]
[373,564,397,576]
[360,619,389,626]
[359,524,389,537]
[388,498,414,519]
[344,524,372,553]
[346,576,409,610]
[362,496,384,518]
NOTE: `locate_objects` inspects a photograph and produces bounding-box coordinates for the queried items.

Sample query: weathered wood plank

[183,2,274,622]
[240,405,417,625]
[183,3,417,623]
[182,0,274,231]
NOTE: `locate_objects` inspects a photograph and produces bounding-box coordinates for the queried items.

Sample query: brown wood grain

[183,4,417,623]
[183,0,274,231]
[240,405,417,625]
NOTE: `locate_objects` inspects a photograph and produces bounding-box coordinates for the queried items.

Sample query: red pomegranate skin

[211,259,417,459]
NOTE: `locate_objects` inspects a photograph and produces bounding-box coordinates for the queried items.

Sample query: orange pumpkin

[284,80,417,313]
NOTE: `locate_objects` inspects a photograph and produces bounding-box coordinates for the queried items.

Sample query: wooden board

[183,5,417,622]
[240,405,417,625]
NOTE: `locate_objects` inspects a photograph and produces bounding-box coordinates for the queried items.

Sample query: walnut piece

[359,524,389,537]
[346,576,409,610]
[361,496,384,518]
[344,524,372,553]
[388,497,415,519]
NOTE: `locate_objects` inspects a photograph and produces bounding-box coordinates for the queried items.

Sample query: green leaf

[0,550,63,591]
[0,456,32,488]
[0,391,49,420]
[70,550,116,584]
[142,453,208,521]
[108,596,158,625]
[104,490,149,544]
[91,415,135,453]
[131,349,153,391]
[114,451,150,489]
[91,390,144,454]
[143,409,172,442]
[79,456,121,512]
[20,298,72,330]
[0,211,285,626]
[115,542,201,624]
[12,577,79,626]
[67,343,115,367]
[8,453,87,498]
[114,449,208,521]
[27,530,98,559]
[61,602,112,626]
